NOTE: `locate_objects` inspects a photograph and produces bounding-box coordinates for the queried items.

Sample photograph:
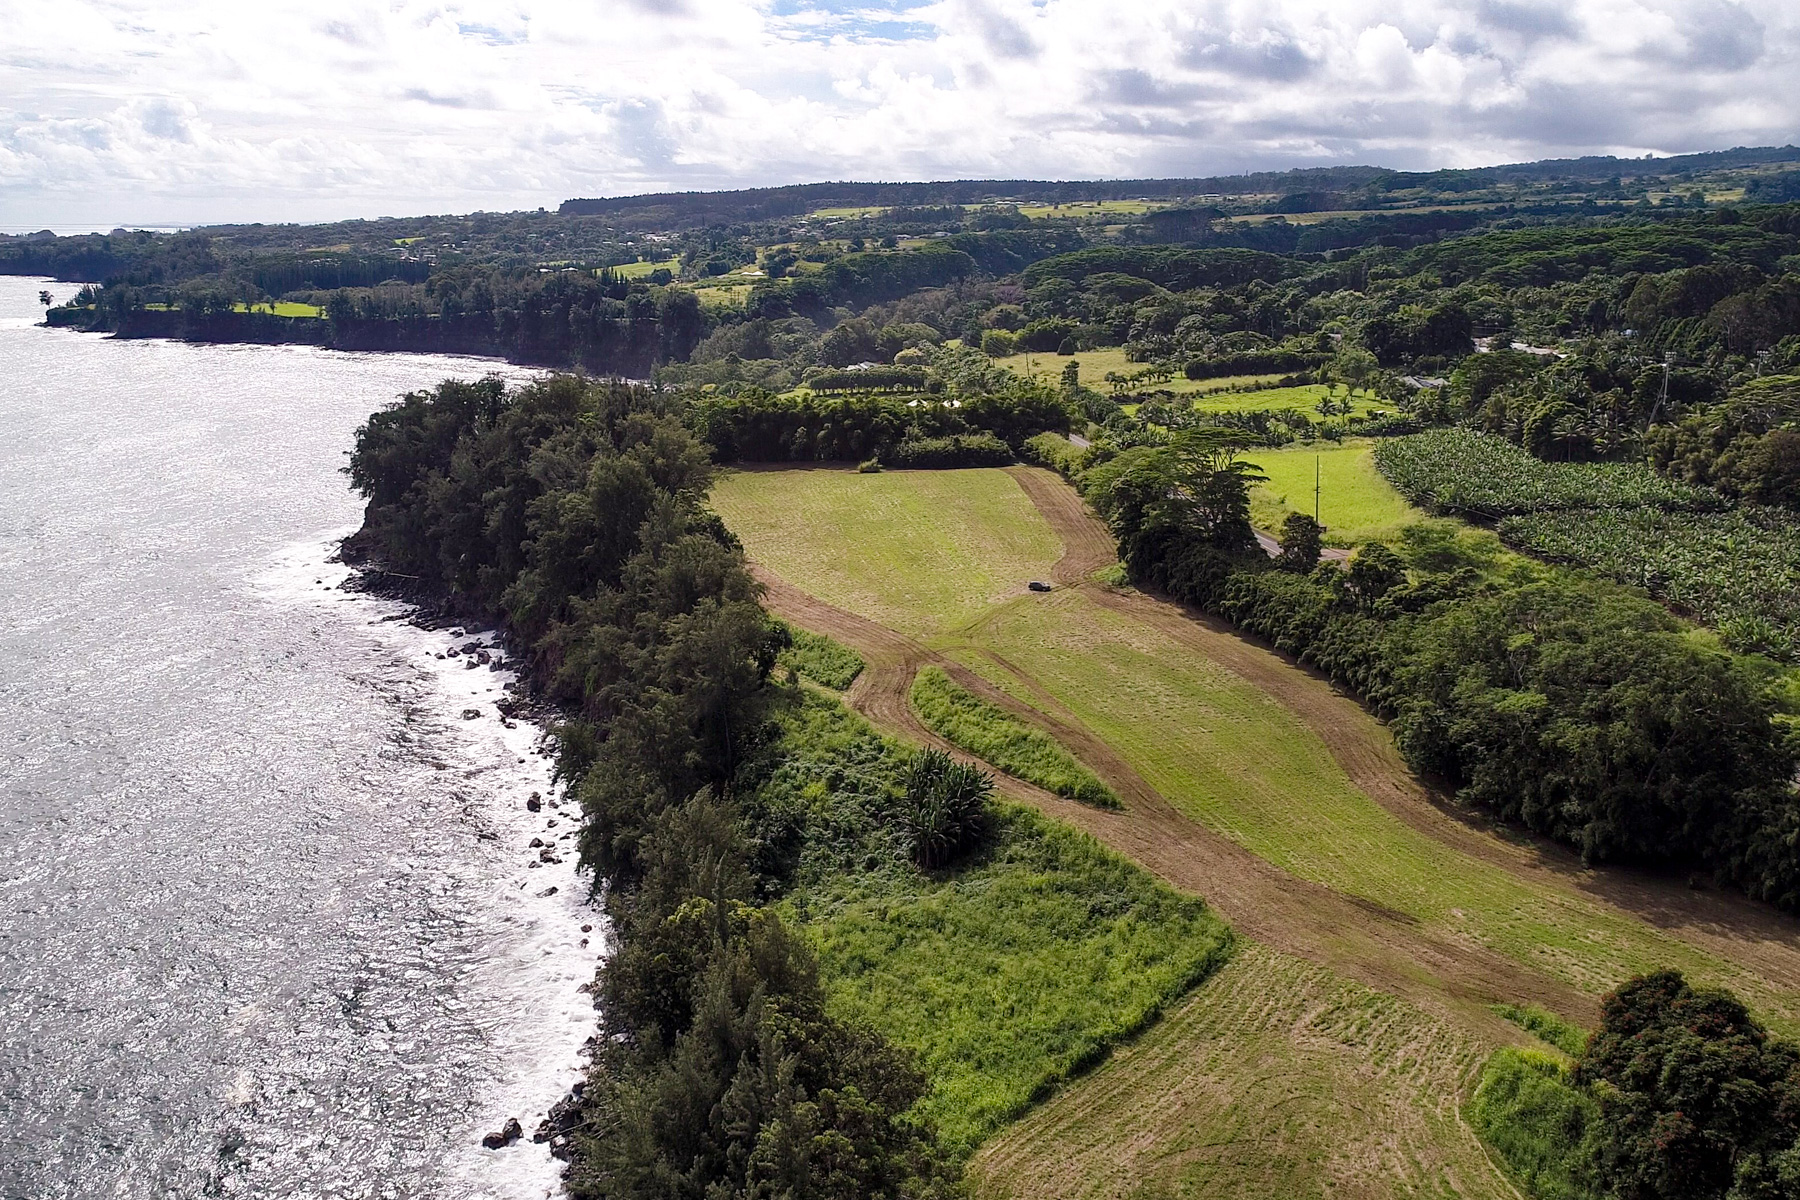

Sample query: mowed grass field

[713,465,1800,1188]
[992,347,1285,396]
[233,301,324,317]
[957,587,1800,1028]
[715,467,1800,1026]
[971,943,1509,1200]
[1245,439,1425,546]
[612,257,680,279]
[1194,383,1388,419]
[711,467,1062,639]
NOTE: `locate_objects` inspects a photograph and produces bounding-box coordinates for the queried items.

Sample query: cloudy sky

[2,0,1798,230]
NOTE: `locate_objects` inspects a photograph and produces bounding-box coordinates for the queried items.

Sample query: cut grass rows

[909,665,1119,808]
[971,942,1513,1200]
[715,466,1800,1036]
[713,464,1800,1197]
[713,467,1062,640]
[961,587,1800,1031]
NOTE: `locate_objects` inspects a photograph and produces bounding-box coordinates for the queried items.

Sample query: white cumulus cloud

[0,0,1796,228]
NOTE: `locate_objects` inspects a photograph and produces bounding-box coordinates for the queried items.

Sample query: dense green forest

[12,144,1800,379]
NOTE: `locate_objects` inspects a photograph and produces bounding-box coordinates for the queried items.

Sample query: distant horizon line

[8,140,1800,236]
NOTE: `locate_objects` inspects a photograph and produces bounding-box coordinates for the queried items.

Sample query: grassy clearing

[777,622,864,689]
[774,694,1232,1158]
[1193,383,1387,419]
[691,283,754,309]
[972,941,1513,1199]
[961,589,1800,1030]
[1244,439,1426,546]
[994,347,1287,396]
[232,301,324,317]
[611,257,680,279]
[719,467,1800,1036]
[910,666,1118,807]
[710,468,1063,640]
[1015,200,1170,218]
[1467,1049,1599,1200]
[808,205,887,219]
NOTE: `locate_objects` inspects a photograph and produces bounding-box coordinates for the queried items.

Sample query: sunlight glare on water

[0,276,599,1199]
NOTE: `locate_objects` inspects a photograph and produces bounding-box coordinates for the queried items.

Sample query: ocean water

[0,276,599,1199]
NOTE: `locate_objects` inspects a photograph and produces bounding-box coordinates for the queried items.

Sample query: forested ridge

[15,144,1800,381]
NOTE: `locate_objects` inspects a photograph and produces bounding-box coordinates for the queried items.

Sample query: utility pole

[1315,454,1321,525]
[1648,351,1674,428]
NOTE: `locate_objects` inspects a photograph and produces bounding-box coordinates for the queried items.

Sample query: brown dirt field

[1003,466,1115,582]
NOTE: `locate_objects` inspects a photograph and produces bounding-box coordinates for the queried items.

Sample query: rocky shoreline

[336,546,601,1187]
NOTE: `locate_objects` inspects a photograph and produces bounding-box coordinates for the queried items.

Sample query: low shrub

[893,748,995,868]
[1492,1002,1589,1057]
[885,432,1015,469]
[909,667,1119,808]
[777,624,865,690]
[1468,1048,1602,1200]
[1020,431,1088,477]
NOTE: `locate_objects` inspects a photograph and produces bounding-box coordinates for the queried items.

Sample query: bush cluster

[909,667,1119,808]
[1475,970,1800,1200]
[691,386,1068,465]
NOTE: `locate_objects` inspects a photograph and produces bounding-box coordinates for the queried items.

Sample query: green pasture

[710,467,1062,640]
[1193,382,1386,418]
[715,465,1800,1038]
[235,300,323,318]
[692,283,754,309]
[808,205,886,219]
[1014,200,1171,218]
[993,346,1286,396]
[799,804,1230,1157]
[974,943,1512,1199]
[956,588,1800,1032]
[612,257,680,279]
[140,301,323,317]
[1243,439,1424,546]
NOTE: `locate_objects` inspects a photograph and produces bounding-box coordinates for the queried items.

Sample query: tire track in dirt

[1005,466,1115,584]
[1013,470,1800,997]
[753,562,1592,1032]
